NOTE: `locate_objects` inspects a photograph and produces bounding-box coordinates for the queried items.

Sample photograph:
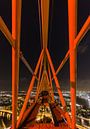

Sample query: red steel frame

[12,0,17,128]
[12,0,22,128]
[68,0,77,129]
[39,0,50,49]
[0,0,90,129]
[46,48,72,127]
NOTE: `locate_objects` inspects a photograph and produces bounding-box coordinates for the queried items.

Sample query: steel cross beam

[17,50,44,128]
[46,48,71,128]
[0,16,15,47]
[12,0,22,129]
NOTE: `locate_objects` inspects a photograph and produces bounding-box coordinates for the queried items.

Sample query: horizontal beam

[12,0,22,128]
[68,0,77,128]
[48,63,54,102]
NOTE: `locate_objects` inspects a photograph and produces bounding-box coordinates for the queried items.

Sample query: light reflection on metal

[12,0,22,128]
[68,0,77,129]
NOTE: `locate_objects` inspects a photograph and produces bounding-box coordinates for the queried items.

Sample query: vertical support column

[12,0,17,128]
[12,0,22,128]
[68,0,77,129]
[39,0,50,49]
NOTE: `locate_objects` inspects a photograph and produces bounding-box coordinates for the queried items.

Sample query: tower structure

[0,0,90,129]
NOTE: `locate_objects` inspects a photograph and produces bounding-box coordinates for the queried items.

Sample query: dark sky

[0,0,90,91]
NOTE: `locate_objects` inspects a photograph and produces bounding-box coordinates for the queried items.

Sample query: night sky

[0,0,90,91]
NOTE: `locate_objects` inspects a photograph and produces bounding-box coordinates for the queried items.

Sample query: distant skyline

[0,0,90,91]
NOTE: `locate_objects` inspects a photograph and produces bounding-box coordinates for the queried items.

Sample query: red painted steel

[17,50,44,128]
[39,0,50,49]
[19,103,40,128]
[68,0,77,129]
[12,0,17,128]
[1,0,90,128]
[46,48,71,128]
[12,0,22,128]
[35,53,44,101]
[0,17,15,47]
[48,64,54,101]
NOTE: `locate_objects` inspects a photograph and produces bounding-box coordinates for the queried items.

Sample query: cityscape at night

[0,91,90,128]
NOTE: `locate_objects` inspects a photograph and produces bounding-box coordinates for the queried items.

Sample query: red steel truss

[0,0,90,129]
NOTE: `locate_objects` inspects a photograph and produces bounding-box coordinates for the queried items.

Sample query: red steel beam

[39,0,50,49]
[0,16,15,47]
[74,16,90,48]
[12,0,22,128]
[35,53,44,101]
[38,53,44,80]
[17,50,44,128]
[46,49,66,107]
[12,1,16,128]
[68,0,77,129]
[46,48,71,127]
[48,63,54,102]
[35,52,44,101]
